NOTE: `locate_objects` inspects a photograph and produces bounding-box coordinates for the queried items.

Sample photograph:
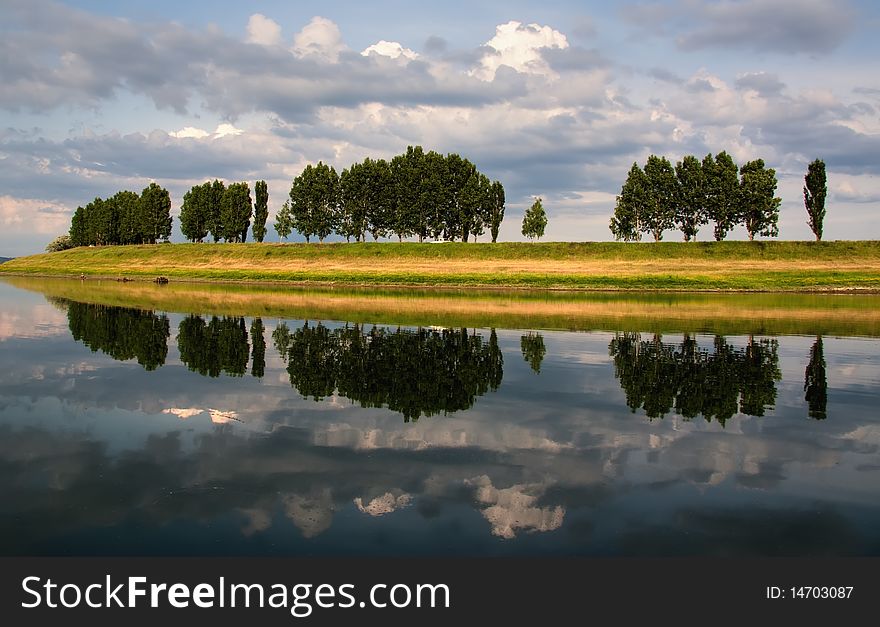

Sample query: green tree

[207,179,226,242]
[643,155,677,241]
[275,200,294,241]
[113,190,142,244]
[138,182,173,244]
[804,336,827,420]
[421,150,450,240]
[287,162,339,243]
[487,180,505,243]
[367,158,395,241]
[610,163,648,242]
[220,182,252,242]
[520,332,546,374]
[521,197,548,240]
[739,159,781,241]
[253,180,269,243]
[389,147,422,241]
[704,152,740,241]
[179,183,211,243]
[674,155,707,241]
[69,206,86,246]
[804,159,827,242]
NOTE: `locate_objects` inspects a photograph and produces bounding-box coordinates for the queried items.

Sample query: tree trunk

[305,235,310,244]
[653,231,661,242]
[748,232,754,242]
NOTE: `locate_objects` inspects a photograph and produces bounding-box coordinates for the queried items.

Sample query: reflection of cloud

[240,508,272,536]
[466,475,565,539]
[282,490,335,538]
[354,492,412,516]
[0,305,68,342]
[317,422,570,453]
[162,407,241,424]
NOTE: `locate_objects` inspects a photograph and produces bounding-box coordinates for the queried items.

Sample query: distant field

[2,241,880,291]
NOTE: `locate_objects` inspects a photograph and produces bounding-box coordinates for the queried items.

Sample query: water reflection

[521,332,546,374]
[805,337,828,420]
[3,281,878,556]
[178,315,250,377]
[608,333,782,424]
[66,300,169,371]
[272,322,504,421]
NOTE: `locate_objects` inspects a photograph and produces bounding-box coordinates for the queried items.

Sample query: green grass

[2,241,879,291]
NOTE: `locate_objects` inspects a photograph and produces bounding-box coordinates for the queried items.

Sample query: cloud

[735,72,786,97]
[292,16,346,62]
[473,21,569,80]
[362,40,419,61]
[246,13,282,46]
[623,0,856,54]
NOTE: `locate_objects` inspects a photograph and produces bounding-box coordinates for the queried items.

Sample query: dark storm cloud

[622,0,856,54]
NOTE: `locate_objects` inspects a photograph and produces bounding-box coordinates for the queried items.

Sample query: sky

[1,0,879,255]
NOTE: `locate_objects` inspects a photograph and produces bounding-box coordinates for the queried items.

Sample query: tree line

[610,152,783,242]
[273,321,504,420]
[275,146,506,243]
[178,180,269,243]
[69,183,173,247]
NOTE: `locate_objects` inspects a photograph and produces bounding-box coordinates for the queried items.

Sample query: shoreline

[3,269,880,294]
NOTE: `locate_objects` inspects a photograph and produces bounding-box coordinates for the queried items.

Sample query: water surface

[1,278,878,556]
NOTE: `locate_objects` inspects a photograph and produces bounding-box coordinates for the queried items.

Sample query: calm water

[1,279,878,556]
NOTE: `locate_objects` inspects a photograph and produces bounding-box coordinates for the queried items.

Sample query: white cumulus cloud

[292,16,346,62]
[474,21,569,81]
[246,13,282,46]
[362,40,419,61]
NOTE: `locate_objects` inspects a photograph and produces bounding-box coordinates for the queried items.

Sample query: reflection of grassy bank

[2,241,880,291]
[10,275,880,336]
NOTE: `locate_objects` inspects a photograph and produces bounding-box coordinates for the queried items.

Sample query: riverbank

[2,241,880,291]
[8,275,880,336]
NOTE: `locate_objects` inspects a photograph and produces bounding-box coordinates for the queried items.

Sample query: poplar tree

[804,159,827,241]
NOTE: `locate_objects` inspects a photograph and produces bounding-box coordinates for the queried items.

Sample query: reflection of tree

[273,322,504,421]
[250,318,265,379]
[609,333,781,425]
[66,301,169,370]
[804,336,827,420]
[177,315,249,377]
[521,332,546,374]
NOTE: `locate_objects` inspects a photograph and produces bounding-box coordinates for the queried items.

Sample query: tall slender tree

[804,158,827,242]
[739,159,781,241]
[220,182,252,243]
[487,180,505,243]
[253,180,269,243]
[207,179,226,242]
[674,155,707,241]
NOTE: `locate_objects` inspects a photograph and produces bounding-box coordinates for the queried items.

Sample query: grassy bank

[2,241,880,291]
[8,275,880,336]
